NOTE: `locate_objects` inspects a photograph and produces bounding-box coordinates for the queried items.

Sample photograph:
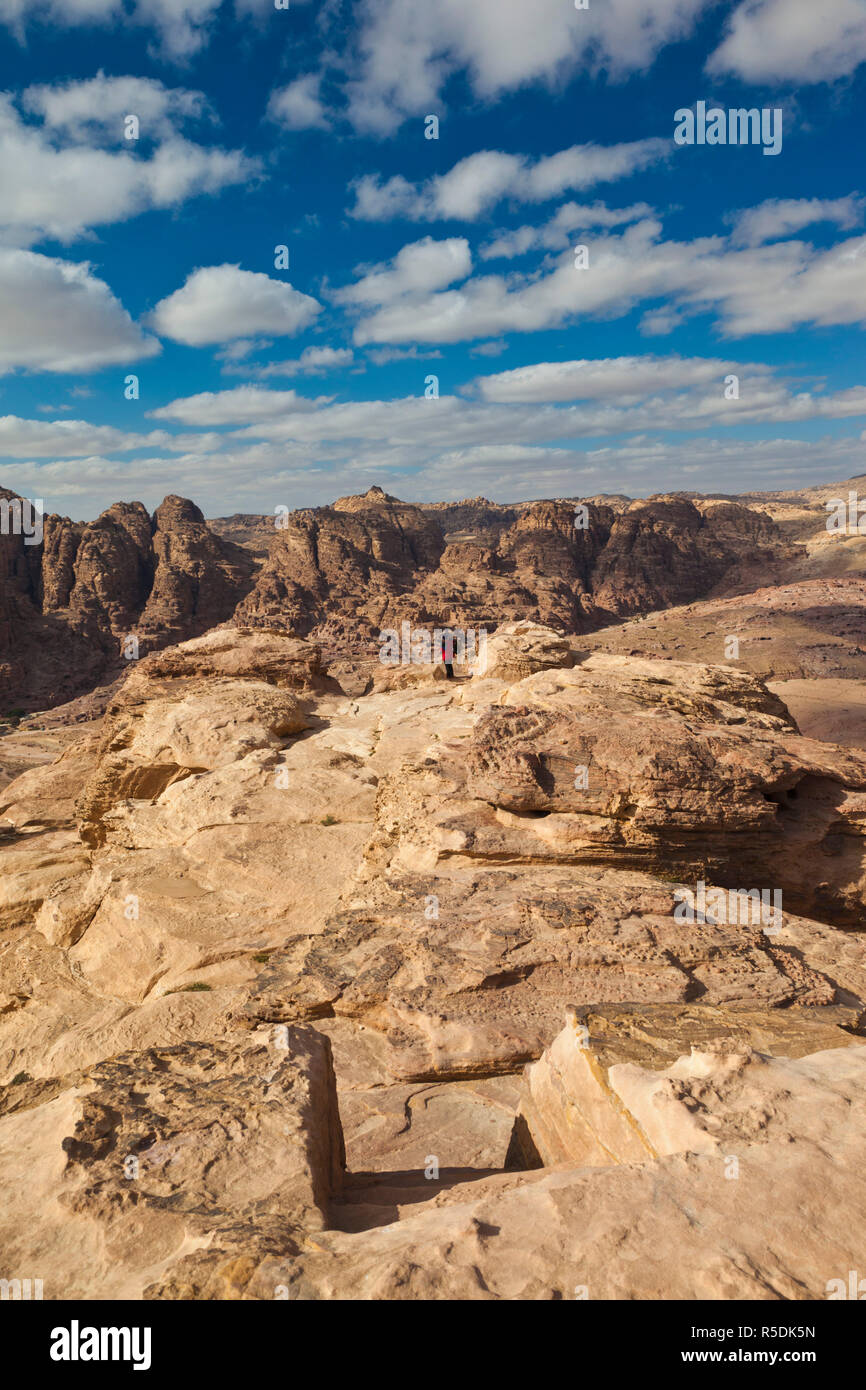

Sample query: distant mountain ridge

[0,478,847,710]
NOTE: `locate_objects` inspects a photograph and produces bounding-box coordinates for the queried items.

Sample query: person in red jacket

[438,628,455,679]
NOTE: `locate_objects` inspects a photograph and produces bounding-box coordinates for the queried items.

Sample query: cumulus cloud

[707,0,866,83]
[0,0,714,125]
[21,73,213,141]
[0,0,222,59]
[11,357,861,483]
[0,87,254,245]
[339,219,866,345]
[727,195,865,247]
[345,0,713,134]
[150,265,322,346]
[150,385,333,425]
[7,425,865,522]
[332,237,472,308]
[6,339,866,512]
[151,373,866,457]
[266,75,332,131]
[0,0,319,58]
[481,201,655,259]
[0,249,160,374]
[471,355,750,404]
[350,141,668,221]
[0,415,150,457]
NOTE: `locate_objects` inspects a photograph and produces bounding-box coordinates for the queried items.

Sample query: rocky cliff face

[233,486,446,640]
[0,483,798,712]
[235,485,792,649]
[0,492,255,708]
[137,496,255,649]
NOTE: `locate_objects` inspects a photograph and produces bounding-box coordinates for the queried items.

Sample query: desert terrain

[1,478,865,1300]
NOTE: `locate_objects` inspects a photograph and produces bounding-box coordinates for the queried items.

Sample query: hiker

[439,628,455,679]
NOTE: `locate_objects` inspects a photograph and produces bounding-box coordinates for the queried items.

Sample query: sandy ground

[769,678,866,748]
[0,723,98,792]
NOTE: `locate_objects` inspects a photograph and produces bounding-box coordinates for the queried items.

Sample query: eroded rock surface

[0,484,801,711]
[1,619,865,1300]
[0,1029,344,1300]
[0,492,255,707]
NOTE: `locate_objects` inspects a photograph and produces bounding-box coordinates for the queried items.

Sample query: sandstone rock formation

[259,1028,866,1302]
[1,616,865,1300]
[0,1030,344,1300]
[234,488,792,649]
[0,492,255,708]
[2,461,866,1307]
[510,1002,864,1168]
[0,482,805,713]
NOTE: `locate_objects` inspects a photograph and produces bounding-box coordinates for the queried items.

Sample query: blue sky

[0,0,865,519]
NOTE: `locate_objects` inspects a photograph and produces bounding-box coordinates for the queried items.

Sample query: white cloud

[346,219,667,344]
[0,249,160,374]
[254,347,355,378]
[21,73,212,141]
[150,265,322,346]
[215,338,272,363]
[472,355,748,404]
[6,427,866,522]
[365,345,443,365]
[203,375,866,454]
[349,174,417,223]
[10,361,861,485]
[333,237,472,308]
[481,201,655,259]
[639,306,687,336]
[0,416,226,455]
[418,151,525,221]
[469,341,509,358]
[0,0,222,59]
[150,386,333,425]
[0,89,254,245]
[728,196,865,247]
[350,141,668,221]
[707,0,866,83]
[345,0,713,134]
[0,416,144,456]
[681,233,866,337]
[266,74,332,131]
[521,142,669,201]
[0,0,116,35]
[341,219,866,345]
[0,0,316,59]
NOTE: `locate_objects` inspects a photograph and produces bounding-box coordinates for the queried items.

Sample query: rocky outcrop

[0,489,44,704]
[510,1002,864,1168]
[0,1030,345,1300]
[0,483,806,713]
[233,487,446,640]
[463,656,866,924]
[590,496,784,615]
[75,680,314,849]
[228,488,794,673]
[1,620,865,1300]
[129,625,334,691]
[477,620,577,680]
[0,492,256,708]
[419,496,519,539]
[259,1031,866,1302]
[136,496,255,649]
